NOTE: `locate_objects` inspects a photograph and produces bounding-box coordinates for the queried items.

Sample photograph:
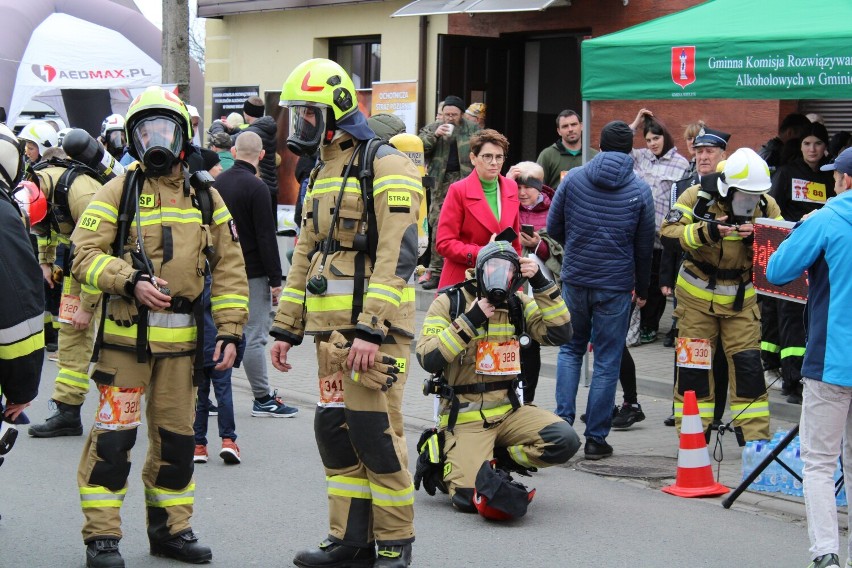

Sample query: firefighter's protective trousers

[314,331,414,547]
[77,349,196,543]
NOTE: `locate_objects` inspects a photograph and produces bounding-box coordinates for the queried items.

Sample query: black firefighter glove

[493,445,537,477]
[413,427,448,496]
[107,296,139,327]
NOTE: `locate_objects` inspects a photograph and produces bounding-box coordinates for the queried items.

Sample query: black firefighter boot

[86,538,125,568]
[29,401,83,438]
[375,544,412,567]
[293,539,376,568]
[149,530,212,563]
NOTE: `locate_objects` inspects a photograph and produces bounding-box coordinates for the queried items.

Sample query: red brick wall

[448,0,786,155]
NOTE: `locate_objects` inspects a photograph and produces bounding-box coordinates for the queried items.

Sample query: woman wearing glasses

[435,129,521,289]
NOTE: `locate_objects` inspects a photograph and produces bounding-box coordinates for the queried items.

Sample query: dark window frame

[329,35,381,89]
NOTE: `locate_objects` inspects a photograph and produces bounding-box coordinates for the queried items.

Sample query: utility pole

[162,0,190,102]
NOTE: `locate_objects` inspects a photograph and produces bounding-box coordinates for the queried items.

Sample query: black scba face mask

[477,257,519,305]
[287,105,327,157]
[131,116,184,175]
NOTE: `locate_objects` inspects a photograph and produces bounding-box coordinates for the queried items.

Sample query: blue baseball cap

[820,147,852,175]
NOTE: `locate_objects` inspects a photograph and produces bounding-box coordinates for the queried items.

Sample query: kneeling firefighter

[269,59,423,568]
[70,86,248,568]
[414,241,580,519]
[660,147,782,442]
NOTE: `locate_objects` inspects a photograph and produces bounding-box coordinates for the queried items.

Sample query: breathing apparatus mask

[476,242,522,306]
[287,105,333,156]
[692,148,771,227]
[130,116,185,176]
[104,130,127,159]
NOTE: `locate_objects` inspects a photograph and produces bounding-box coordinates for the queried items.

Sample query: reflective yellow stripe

[524,301,539,318]
[309,178,361,197]
[439,404,513,427]
[438,328,464,357]
[57,368,90,388]
[211,294,248,311]
[326,475,371,499]
[373,175,425,197]
[673,401,714,419]
[280,287,306,306]
[85,201,119,222]
[541,303,568,321]
[425,434,441,463]
[781,346,806,358]
[508,444,534,468]
[161,207,203,224]
[85,254,113,288]
[366,283,402,307]
[761,341,781,353]
[81,283,100,295]
[370,482,415,507]
[683,224,700,249]
[80,485,127,509]
[0,330,44,359]
[731,401,770,419]
[305,295,352,312]
[104,321,197,343]
[145,484,195,507]
[56,234,71,245]
[423,315,450,328]
[212,206,232,225]
[676,273,755,304]
[400,286,415,303]
[674,203,694,220]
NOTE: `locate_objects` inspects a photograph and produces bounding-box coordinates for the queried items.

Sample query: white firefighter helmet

[18,120,59,157]
[717,147,771,197]
[0,123,24,188]
[57,127,74,147]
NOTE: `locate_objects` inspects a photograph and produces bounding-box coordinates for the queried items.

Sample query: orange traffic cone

[662,390,729,498]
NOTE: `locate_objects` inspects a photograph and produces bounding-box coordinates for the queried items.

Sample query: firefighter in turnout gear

[414,241,579,516]
[70,86,248,568]
[660,148,782,442]
[0,123,45,427]
[270,59,423,568]
[27,144,106,439]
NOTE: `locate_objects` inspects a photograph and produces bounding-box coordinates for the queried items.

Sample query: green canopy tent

[578,0,852,157]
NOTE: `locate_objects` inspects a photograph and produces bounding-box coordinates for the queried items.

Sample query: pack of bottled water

[741,429,846,504]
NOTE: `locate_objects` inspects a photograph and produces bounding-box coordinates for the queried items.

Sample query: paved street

[0,293,835,567]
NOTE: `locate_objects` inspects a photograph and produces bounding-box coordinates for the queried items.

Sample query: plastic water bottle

[742,441,754,483]
[780,445,795,495]
[751,442,766,491]
[765,440,781,493]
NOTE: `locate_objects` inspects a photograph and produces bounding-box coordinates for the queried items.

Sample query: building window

[330,36,381,89]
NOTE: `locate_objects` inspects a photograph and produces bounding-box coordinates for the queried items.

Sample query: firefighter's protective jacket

[271,133,424,345]
[0,193,44,405]
[70,166,248,355]
[660,184,782,317]
[415,271,571,427]
[32,164,104,313]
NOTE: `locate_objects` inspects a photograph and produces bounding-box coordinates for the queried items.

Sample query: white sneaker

[764,368,782,390]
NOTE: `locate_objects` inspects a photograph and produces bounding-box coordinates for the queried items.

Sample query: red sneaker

[220,439,241,465]
[193,445,208,464]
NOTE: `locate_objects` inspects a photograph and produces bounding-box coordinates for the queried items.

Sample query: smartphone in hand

[521,224,535,237]
[494,226,518,243]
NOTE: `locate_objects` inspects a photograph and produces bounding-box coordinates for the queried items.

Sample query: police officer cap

[693,127,731,150]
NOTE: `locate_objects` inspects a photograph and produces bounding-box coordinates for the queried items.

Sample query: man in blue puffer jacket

[547,120,654,460]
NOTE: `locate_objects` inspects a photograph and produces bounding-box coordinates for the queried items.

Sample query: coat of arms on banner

[672,46,696,89]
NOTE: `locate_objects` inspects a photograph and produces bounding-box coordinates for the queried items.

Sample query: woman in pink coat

[435,129,521,289]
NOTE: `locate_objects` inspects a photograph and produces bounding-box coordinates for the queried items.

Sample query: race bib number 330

[675,337,712,369]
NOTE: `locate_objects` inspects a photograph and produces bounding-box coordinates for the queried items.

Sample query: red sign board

[753,219,808,304]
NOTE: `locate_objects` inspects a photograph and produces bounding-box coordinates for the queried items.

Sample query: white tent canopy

[8,13,162,127]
